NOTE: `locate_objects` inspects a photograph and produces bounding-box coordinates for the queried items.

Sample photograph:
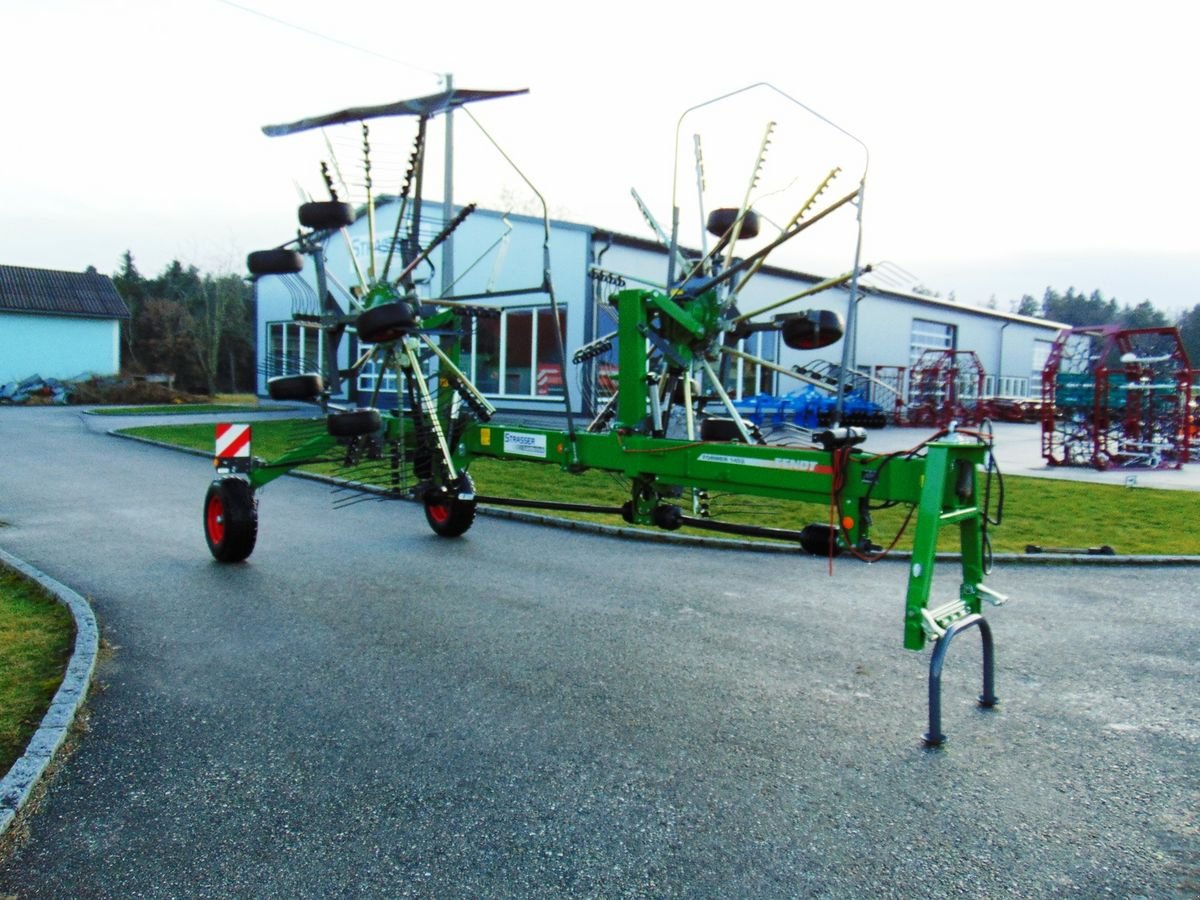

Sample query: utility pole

[441,72,455,296]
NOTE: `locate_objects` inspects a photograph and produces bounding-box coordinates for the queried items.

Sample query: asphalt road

[0,407,1197,897]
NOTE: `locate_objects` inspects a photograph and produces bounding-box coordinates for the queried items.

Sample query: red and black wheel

[204,478,258,562]
[423,473,476,538]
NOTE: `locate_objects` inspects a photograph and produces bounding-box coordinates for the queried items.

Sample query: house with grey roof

[0,264,130,384]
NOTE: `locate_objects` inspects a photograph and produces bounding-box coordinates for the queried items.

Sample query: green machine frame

[233,283,1000,654]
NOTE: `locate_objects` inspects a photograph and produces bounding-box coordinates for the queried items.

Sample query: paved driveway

[0,407,1196,897]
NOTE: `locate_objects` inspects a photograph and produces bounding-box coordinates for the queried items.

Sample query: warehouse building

[252,201,1065,417]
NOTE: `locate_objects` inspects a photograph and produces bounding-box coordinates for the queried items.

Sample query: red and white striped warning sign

[215,423,252,458]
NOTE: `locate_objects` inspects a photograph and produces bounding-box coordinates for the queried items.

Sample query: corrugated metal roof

[0,264,131,319]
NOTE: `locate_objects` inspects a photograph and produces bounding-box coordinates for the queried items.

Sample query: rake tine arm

[734,167,841,294]
[391,203,477,288]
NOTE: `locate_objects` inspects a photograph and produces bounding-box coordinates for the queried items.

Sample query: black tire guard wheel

[651,504,683,531]
[204,478,258,562]
[298,201,355,230]
[780,309,845,350]
[267,373,324,402]
[247,249,304,276]
[424,473,476,537]
[699,417,744,442]
[356,301,419,343]
[327,408,382,437]
[706,206,760,240]
[798,523,842,558]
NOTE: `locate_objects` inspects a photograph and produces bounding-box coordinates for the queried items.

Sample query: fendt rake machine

[206,83,1006,743]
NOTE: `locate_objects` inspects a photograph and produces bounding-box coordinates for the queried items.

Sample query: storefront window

[266,321,323,377]
[356,357,398,394]
[472,315,502,393]
[735,330,777,398]
[468,305,565,398]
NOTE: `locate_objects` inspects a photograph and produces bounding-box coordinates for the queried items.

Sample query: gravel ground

[0,406,1196,897]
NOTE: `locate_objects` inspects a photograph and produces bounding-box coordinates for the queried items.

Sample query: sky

[3,0,1196,314]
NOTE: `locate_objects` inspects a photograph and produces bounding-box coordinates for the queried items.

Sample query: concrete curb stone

[0,549,100,836]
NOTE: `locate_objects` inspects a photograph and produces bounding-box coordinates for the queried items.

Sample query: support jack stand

[923,613,998,748]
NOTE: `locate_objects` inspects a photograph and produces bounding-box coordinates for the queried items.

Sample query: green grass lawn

[88,403,277,416]
[123,418,1200,556]
[0,566,73,773]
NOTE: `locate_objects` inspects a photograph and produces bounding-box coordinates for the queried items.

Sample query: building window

[466,304,566,398]
[728,329,778,398]
[346,304,566,400]
[266,321,324,377]
[988,374,1030,398]
[909,318,956,367]
[473,313,502,393]
[356,356,399,394]
[1031,339,1054,395]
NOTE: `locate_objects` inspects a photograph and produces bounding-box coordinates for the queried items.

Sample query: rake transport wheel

[423,473,477,537]
[204,477,258,562]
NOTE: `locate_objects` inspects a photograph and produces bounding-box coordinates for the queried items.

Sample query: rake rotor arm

[382,131,424,280]
[720,344,822,390]
[417,333,497,419]
[391,203,477,289]
[732,269,863,324]
[683,207,758,284]
[362,124,377,280]
[721,120,774,273]
[632,187,691,274]
[734,167,841,294]
[684,187,860,298]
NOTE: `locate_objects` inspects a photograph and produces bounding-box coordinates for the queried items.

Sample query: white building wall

[254,204,1065,410]
[849,293,1063,398]
[589,237,1065,400]
[254,204,592,411]
[0,313,121,383]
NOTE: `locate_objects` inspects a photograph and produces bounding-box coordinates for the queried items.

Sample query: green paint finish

[902,440,989,650]
[239,279,996,652]
[248,432,339,488]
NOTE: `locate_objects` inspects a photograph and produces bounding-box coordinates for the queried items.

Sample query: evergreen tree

[1041,286,1119,326]
[112,250,148,369]
[1176,304,1200,367]
[1013,294,1040,316]
[1118,299,1168,330]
